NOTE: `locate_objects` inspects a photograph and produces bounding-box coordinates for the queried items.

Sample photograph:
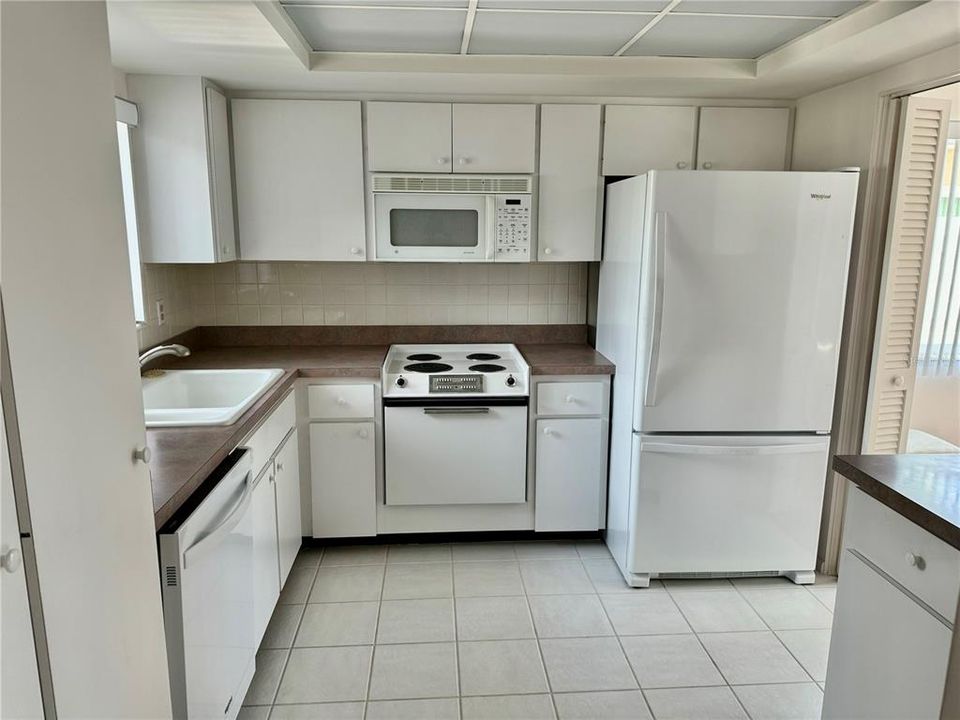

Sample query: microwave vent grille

[372,175,531,194]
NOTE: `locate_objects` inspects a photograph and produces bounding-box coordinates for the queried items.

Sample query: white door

[629,434,830,575]
[822,550,952,719]
[534,418,604,532]
[697,107,791,171]
[862,96,953,453]
[274,431,301,588]
[205,86,237,262]
[602,105,698,176]
[367,102,453,173]
[452,104,537,173]
[2,3,172,715]
[233,99,367,261]
[636,170,858,433]
[311,422,377,538]
[252,467,280,645]
[538,105,603,262]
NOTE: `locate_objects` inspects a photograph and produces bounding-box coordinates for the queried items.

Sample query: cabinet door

[535,418,604,532]
[251,467,280,646]
[697,107,791,171]
[204,86,236,262]
[310,422,376,538]
[274,432,301,589]
[822,551,952,720]
[232,99,366,261]
[453,104,536,173]
[602,106,697,176]
[367,102,453,173]
[538,105,602,262]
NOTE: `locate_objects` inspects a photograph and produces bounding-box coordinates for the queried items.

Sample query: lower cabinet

[274,431,301,589]
[251,466,280,646]
[310,421,377,538]
[535,418,605,531]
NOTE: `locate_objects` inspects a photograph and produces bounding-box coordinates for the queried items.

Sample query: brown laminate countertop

[148,342,613,528]
[834,454,960,551]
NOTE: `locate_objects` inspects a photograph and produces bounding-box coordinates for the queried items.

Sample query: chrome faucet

[139,343,190,370]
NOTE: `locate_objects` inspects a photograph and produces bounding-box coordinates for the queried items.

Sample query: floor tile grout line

[594,583,655,719]
[361,561,387,719]
[450,561,463,720]
[522,582,561,719]
[267,559,323,708]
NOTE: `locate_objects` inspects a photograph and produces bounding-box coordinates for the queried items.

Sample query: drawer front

[308,384,375,419]
[537,382,605,416]
[845,487,960,620]
[245,391,295,477]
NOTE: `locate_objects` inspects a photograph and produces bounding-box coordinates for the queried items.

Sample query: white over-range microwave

[372,174,534,262]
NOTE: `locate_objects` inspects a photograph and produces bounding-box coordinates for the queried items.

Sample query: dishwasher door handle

[423,407,491,415]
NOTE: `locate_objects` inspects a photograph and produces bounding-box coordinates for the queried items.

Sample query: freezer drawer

[384,403,527,505]
[628,434,829,576]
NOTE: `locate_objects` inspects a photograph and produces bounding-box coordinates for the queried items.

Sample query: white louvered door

[863,96,952,453]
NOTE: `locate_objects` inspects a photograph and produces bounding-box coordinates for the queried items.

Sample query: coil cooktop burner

[466,353,501,361]
[406,353,441,361]
[468,364,506,373]
[404,362,454,373]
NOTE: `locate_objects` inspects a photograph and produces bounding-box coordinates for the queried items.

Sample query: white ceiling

[106,0,960,100]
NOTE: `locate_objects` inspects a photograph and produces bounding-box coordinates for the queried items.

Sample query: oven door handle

[423,407,491,415]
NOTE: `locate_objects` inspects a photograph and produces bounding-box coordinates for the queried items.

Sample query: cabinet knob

[543,248,553,256]
[457,157,470,166]
[269,473,275,484]
[676,161,688,169]
[357,428,369,439]
[336,396,347,406]
[905,552,926,570]
[542,427,555,436]
[437,156,450,165]
[1,548,22,574]
[702,161,713,170]
[892,375,905,387]
[565,395,576,404]
[276,461,284,472]
[349,247,362,256]
[133,446,152,464]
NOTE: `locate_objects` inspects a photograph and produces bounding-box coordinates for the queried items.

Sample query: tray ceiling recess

[274,0,881,59]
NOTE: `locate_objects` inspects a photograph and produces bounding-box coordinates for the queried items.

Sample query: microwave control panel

[495,195,531,262]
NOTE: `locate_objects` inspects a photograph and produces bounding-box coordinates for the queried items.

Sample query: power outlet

[155,299,166,326]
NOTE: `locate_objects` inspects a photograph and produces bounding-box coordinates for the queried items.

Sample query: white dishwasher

[159,449,256,720]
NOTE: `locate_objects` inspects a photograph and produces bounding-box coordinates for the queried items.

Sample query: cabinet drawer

[537,382,605,416]
[845,488,960,620]
[308,384,375,419]
[244,391,295,477]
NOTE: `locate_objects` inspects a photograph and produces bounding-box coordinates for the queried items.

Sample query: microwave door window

[389,209,479,248]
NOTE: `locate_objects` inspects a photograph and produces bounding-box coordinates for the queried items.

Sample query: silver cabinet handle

[276,461,284,472]
[423,407,490,415]
[133,446,152,464]
[1,548,22,573]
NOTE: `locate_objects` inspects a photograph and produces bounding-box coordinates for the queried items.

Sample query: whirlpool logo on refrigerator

[810,193,832,200]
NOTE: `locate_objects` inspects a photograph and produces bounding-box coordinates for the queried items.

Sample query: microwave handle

[485,196,496,261]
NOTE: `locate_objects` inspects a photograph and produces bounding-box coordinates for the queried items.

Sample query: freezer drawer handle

[642,442,825,456]
[423,407,490,415]
[645,211,666,407]
[181,467,254,568]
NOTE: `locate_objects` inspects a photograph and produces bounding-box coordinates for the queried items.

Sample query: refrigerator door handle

[641,441,826,456]
[644,211,666,407]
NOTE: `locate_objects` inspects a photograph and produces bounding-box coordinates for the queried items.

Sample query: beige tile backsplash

[137,261,588,349]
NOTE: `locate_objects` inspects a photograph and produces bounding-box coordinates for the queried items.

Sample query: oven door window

[389,208,479,248]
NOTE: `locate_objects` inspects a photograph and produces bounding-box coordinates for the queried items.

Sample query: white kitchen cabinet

[538,105,603,262]
[602,105,698,176]
[532,377,610,532]
[311,422,377,538]
[452,104,536,173]
[535,418,605,532]
[696,107,791,171]
[232,99,366,261]
[274,431,301,589]
[251,467,280,647]
[126,75,236,263]
[366,102,453,173]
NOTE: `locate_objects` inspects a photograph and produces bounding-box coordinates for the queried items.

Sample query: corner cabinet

[538,105,603,262]
[532,377,610,532]
[126,75,236,263]
[232,99,366,261]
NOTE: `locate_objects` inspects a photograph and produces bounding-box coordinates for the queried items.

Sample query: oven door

[384,399,528,505]
[374,193,494,262]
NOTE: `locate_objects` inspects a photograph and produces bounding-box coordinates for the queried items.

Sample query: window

[115,97,145,323]
[918,121,960,377]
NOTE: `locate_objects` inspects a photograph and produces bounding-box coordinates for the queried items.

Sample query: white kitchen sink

[142,368,284,427]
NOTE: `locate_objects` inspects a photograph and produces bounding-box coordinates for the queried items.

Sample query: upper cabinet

[538,105,603,262]
[697,107,791,171]
[232,99,366,261]
[366,102,536,174]
[602,105,698,176]
[127,76,236,263]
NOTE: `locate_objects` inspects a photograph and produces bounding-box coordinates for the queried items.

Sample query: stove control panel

[430,375,483,393]
[495,195,531,262]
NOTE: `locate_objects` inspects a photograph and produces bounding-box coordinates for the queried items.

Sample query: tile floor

[240,540,837,720]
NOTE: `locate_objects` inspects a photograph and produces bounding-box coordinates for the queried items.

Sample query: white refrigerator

[597,170,859,587]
